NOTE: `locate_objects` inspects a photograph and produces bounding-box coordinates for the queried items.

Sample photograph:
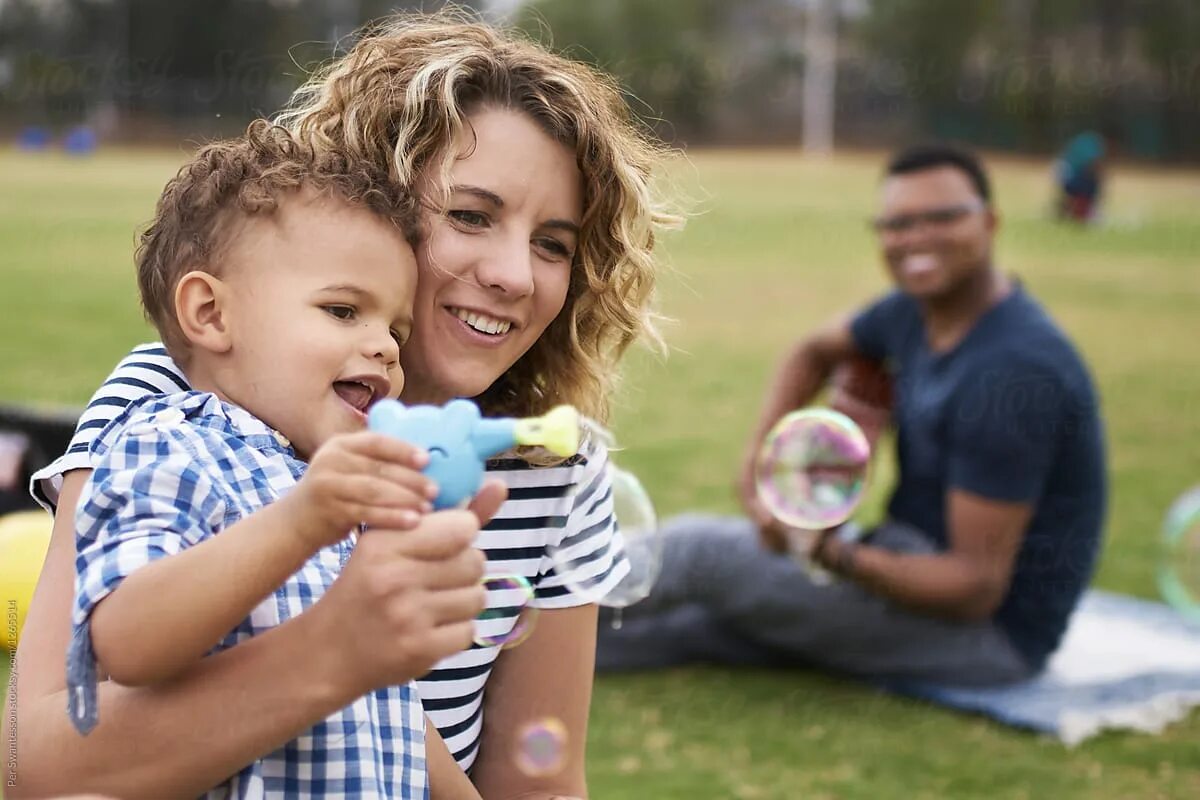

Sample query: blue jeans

[595,514,1036,687]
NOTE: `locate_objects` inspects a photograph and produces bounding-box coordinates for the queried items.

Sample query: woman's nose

[474,232,535,297]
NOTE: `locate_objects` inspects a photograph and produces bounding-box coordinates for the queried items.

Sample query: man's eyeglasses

[871,202,986,234]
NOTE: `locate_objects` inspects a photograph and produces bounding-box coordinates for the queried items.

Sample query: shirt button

[128,407,185,436]
[158,408,185,427]
[273,431,291,448]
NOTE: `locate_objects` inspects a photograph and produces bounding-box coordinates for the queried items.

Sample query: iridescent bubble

[1160,486,1200,621]
[515,717,568,777]
[755,408,870,530]
[549,466,661,607]
[473,574,539,649]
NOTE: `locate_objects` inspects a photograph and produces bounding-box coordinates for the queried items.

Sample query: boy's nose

[366,326,400,366]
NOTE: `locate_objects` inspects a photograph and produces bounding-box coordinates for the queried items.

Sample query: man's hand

[736,444,792,553]
[809,527,855,576]
[282,431,439,550]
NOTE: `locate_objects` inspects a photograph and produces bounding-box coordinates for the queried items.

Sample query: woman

[5,11,679,799]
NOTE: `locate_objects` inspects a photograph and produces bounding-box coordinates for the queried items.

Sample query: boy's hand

[283,431,439,550]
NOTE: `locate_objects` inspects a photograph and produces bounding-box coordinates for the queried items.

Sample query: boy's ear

[175,271,233,354]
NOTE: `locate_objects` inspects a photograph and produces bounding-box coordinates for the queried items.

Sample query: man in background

[597,144,1108,686]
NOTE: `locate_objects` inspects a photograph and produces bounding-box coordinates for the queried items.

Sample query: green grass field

[2,146,1199,798]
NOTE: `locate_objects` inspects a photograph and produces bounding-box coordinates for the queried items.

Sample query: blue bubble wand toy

[369,398,583,648]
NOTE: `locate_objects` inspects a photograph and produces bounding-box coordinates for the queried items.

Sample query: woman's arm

[3,469,493,799]
[469,605,598,800]
[428,715,483,800]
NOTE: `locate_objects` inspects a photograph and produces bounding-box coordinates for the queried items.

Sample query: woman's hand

[309,508,490,697]
[306,477,507,696]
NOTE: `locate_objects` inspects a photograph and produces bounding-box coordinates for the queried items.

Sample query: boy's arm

[88,496,316,686]
[7,469,493,800]
[86,428,436,688]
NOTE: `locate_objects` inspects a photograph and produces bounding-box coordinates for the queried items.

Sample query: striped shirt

[32,343,626,770]
[68,392,426,799]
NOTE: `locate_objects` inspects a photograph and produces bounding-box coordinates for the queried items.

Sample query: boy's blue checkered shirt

[68,391,428,799]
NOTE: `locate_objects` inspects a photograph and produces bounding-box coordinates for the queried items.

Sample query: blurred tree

[517,0,732,141]
[858,0,990,103]
[2,0,1196,158]
[1135,0,1200,160]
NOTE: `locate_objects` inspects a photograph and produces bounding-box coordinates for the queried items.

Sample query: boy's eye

[389,329,406,348]
[324,305,356,321]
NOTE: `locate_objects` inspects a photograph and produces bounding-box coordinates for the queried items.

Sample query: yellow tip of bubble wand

[512,405,581,457]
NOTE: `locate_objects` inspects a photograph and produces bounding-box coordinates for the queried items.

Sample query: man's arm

[816,489,1030,621]
[744,315,860,454]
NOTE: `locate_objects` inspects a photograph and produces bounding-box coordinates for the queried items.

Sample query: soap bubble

[473,574,539,649]
[514,717,568,777]
[1160,486,1200,620]
[756,408,870,530]
[548,465,661,608]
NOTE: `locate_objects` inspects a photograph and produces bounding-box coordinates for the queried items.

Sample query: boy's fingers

[360,508,424,530]
[340,476,433,513]
[334,449,438,501]
[374,463,439,500]
[339,431,430,468]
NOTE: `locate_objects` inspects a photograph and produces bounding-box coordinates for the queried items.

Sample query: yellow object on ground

[0,510,53,650]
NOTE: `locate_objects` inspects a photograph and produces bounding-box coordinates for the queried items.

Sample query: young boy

[66,121,458,798]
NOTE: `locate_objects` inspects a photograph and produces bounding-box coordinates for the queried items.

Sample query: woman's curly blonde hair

[275,8,681,424]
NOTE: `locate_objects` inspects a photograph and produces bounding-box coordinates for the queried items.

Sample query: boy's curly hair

[137,119,421,360]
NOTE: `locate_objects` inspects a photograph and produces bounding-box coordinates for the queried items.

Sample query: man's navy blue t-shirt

[850,286,1107,669]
